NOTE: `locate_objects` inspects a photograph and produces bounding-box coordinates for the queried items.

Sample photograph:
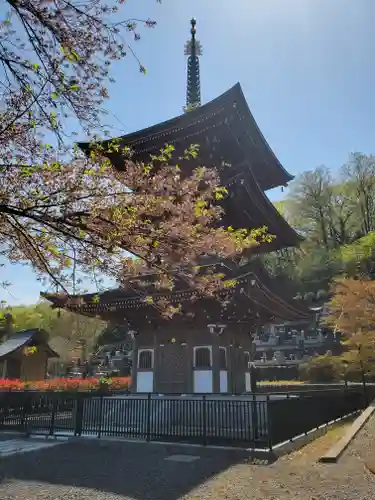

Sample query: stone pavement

[0,435,64,457]
[0,417,374,499]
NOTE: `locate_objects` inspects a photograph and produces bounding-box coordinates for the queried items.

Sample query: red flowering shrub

[0,377,131,392]
[0,379,25,391]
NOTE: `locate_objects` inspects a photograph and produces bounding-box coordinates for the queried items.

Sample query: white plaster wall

[245,372,251,392]
[219,370,228,393]
[136,371,154,392]
[193,370,213,393]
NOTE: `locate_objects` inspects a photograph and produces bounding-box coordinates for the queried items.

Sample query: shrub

[0,376,131,392]
[0,379,25,391]
[299,355,343,383]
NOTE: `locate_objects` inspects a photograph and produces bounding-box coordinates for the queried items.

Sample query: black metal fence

[268,388,365,445]
[0,388,366,451]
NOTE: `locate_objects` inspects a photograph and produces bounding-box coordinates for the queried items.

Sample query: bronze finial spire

[184,18,202,112]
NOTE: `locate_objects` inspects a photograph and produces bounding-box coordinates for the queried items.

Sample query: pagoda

[43,19,311,395]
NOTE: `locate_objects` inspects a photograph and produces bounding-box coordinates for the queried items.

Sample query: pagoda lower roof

[78,83,292,192]
[41,260,311,325]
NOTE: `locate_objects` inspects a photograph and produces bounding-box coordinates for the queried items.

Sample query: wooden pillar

[44,356,49,380]
[208,323,227,394]
[227,341,234,393]
[186,342,194,393]
[152,326,157,393]
[130,335,138,393]
[1,359,7,378]
[212,340,220,394]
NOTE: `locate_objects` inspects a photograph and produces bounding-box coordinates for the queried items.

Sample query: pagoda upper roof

[78,83,301,250]
[78,83,293,192]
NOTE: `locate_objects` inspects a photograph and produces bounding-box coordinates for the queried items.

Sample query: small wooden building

[0,329,59,381]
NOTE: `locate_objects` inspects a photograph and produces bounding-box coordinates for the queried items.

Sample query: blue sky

[2,0,375,305]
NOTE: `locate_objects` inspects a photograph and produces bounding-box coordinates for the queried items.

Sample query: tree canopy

[264,152,375,294]
[1,0,157,148]
[324,278,375,343]
[265,152,375,373]
[0,0,269,305]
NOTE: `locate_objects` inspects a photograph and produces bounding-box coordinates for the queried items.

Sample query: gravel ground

[186,415,375,500]
[0,416,375,500]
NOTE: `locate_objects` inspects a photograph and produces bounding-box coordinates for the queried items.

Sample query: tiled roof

[0,329,59,359]
[78,84,293,192]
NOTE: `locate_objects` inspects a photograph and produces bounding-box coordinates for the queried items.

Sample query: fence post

[2,392,11,431]
[251,392,258,444]
[97,394,104,439]
[20,393,26,432]
[0,394,5,430]
[49,396,57,436]
[21,392,31,436]
[202,395,207,446]
[74,394,84,437]
[146,393,151,442]
[266,395,273,452]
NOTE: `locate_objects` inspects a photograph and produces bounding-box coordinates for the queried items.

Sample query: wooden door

[155,344,188,394]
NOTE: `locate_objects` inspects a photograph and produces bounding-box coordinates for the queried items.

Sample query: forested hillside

[0,303,105,362]
[264,152,375,294]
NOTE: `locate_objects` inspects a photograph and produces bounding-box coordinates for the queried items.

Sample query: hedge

[0,376,131,392]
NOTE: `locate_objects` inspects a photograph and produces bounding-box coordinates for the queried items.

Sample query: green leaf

[214,187,228,200]
[223,279,238,289]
